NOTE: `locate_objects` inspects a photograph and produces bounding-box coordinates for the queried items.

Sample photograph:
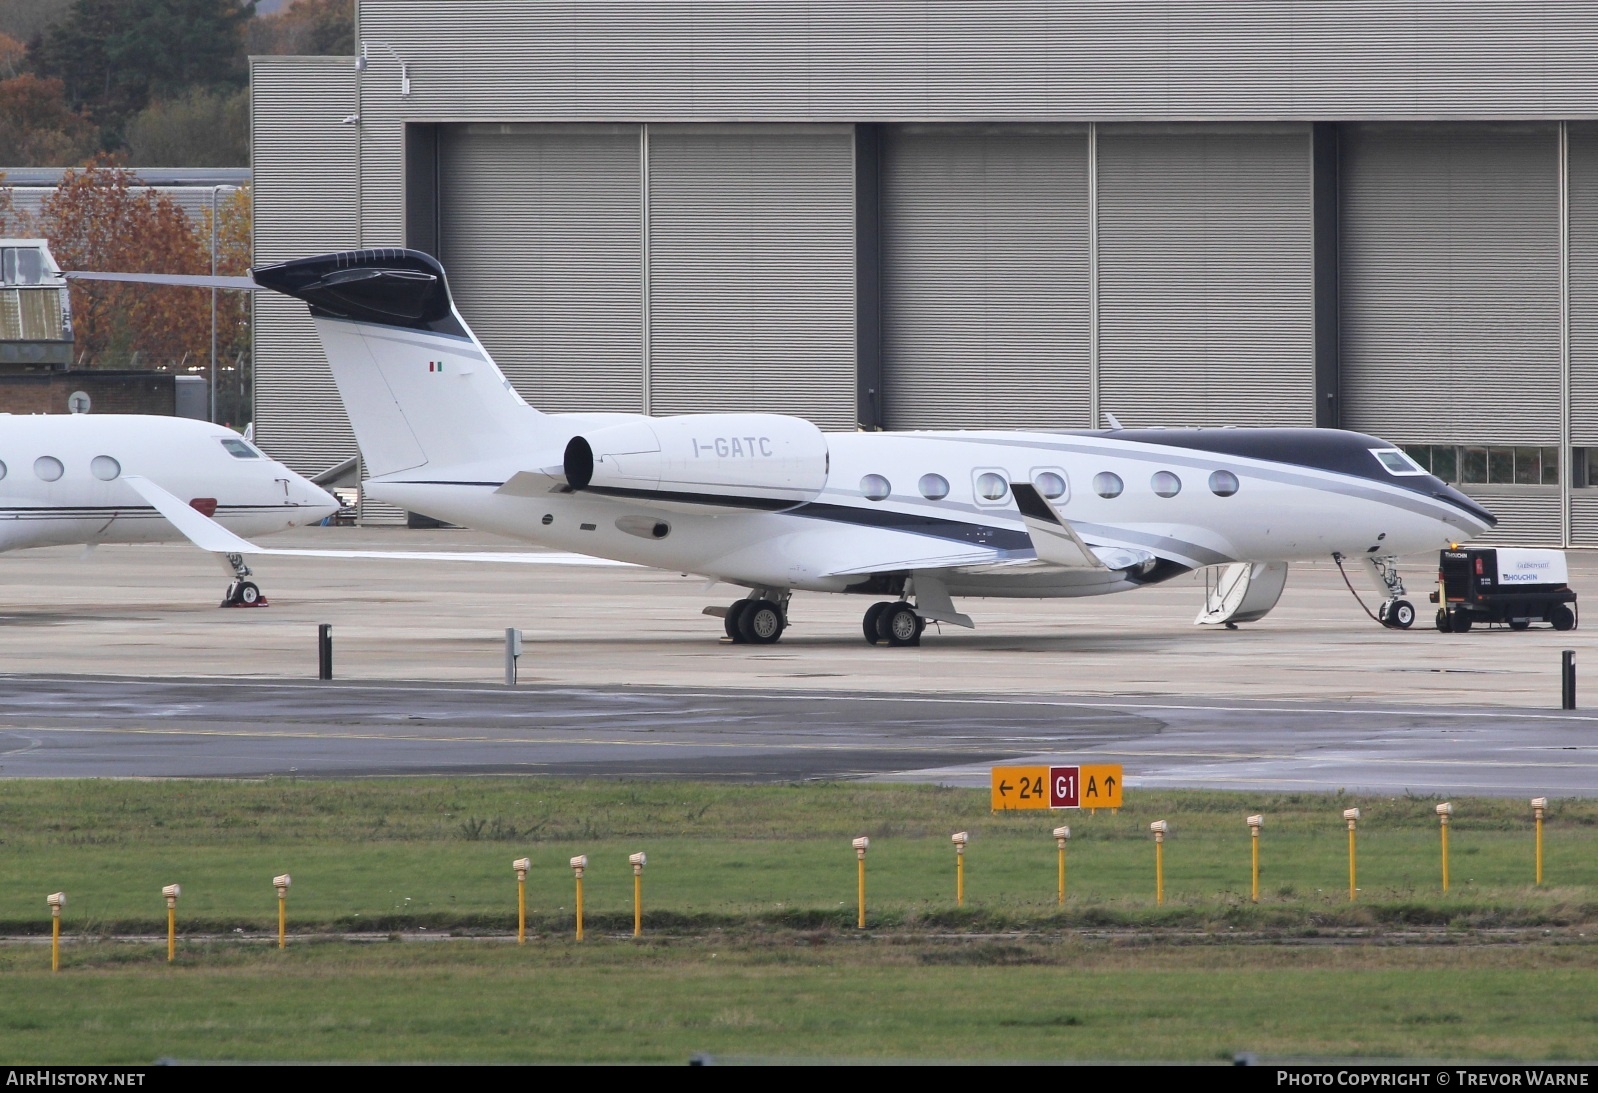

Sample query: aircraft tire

[1551,605,1576,632]
[1388,599,1415,629]
[725,601,750,642]
[862,602,890,644]
[877,604,923,647]
[236,581,261,606]
[739,599,785,644]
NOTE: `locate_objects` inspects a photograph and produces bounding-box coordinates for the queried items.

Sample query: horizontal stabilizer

[121,475,630,567]
[64,271,260,291]
[1010,482,1106,569]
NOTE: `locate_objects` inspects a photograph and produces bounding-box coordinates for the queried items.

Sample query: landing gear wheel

[738,599,785,644]
[876,603,924,647]
[1551,605,1576,632]
[862,601,891,645]
[724,600,751,643]
[1436,608,1453,633]
[1509,618,1531,631]
[1386,599,1415,629]
[235,581,261,606]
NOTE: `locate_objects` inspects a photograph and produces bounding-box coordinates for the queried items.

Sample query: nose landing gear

[1331,552,1413,629]
[219,552,270,608]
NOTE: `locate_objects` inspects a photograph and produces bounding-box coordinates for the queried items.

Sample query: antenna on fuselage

[1102,412,1124,430]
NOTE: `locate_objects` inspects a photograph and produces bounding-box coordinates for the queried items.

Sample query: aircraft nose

[288,472,341,521]
[1435,482,1498,530]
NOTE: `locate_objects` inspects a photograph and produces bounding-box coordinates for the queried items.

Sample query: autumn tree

[0,73,99,165]
[38,160,212,369]
[201,184,252,425]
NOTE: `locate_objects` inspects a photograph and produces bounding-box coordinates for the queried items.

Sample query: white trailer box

[1494,549,1569,588]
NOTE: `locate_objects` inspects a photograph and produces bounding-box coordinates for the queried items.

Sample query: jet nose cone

[290,474,341,524]
[1436,483,1497,530]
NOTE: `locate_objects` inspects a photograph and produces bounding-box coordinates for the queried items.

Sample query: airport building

[252,1,1598,543]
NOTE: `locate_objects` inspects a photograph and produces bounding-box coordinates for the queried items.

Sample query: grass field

[2,778,1597,1062]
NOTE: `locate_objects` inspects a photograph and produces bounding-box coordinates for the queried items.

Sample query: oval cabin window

[860,474,891,501]
[1093,471,1124,499]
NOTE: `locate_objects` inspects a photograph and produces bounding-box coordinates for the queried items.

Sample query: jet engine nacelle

[564,413,829,511]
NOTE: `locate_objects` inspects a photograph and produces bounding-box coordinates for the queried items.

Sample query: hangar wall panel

[355,1,1598,122]
[250,57,360,478]
[644,125,856,426]
[1569,123,1598,447]
[439,124,645,414]
[1096,125,1314,427]
[880,125,1090,430]
[1339,124,1560,445]
[1465,489,1563,547]
[1569,493,1598,547]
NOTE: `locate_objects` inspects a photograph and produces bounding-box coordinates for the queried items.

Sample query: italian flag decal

[428,360,444,373]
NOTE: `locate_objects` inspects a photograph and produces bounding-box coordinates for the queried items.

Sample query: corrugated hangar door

[644,124,857,428]
[1340,124,1560,443]
[1568,123,1598,545]
[1339,123,1561,545]
[1095,124,1314,429]
[880,125,1091,430]
[439,124,645,414]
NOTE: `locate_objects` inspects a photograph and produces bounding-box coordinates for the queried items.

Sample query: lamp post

[852,837,870,929]
[951,831,968,907]
[1532,797,1548,886]
[162,884,181,962]
[1150,821,1168,905]
[513,858,531,945]
[1436,802,1453,892]
[630,852,647,938]
[1246,815,1263,903]
[273,874,291,950]
[47,892,65,972]
[1053,825,1070,906]
[570,856,588,941]
[1344,808,1360,902]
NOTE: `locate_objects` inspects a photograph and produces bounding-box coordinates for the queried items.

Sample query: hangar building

[251,1,1598,543]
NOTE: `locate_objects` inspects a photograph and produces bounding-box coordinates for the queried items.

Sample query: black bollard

[1561,649,1575,710]
[318,623,333,681]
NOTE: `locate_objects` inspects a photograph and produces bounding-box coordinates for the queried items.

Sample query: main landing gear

[720,592,788,645]
[861,600,925,647]
[219,552,269,608]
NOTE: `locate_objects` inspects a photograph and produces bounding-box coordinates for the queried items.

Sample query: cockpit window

[1371,448,1427,476]
[221,438,262,459]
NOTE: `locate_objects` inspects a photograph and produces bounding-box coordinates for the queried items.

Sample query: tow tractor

[1431,547,1577,632]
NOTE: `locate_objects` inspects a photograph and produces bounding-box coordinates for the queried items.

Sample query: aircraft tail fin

[253,250,542,477]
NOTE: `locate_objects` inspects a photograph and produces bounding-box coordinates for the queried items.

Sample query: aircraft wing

[120,475,631,567]
[819,548,1018,578]
[1009,482,1107,568]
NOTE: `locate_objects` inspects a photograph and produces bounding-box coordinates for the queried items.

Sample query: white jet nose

[286,471,341,525]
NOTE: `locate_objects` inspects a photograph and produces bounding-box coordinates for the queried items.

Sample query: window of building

[1093,471,1124,499]
[1402,444,1558,486]
[918,473,949,501]
[860,474,891,501]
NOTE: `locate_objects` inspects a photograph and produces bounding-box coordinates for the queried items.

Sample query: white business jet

[79,250,1497,645]
[0,412,339,605]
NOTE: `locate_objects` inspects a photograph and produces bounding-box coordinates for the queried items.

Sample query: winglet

[122,475,266,554]
[1010,482,1107,569]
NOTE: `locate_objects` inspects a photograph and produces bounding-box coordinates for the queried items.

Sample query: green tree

[31,0,254,137]
[124,86,249,166]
